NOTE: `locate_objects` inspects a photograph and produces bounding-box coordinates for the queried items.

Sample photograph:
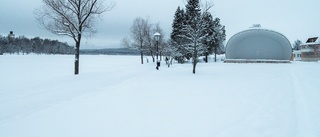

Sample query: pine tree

[171,6,184,41]
[171,6,186,63]
[170,0,226,72]
[182,0,207,74]
[202,11,215,63]
[203,17,226,62]
[212,18,226,61]
[292,39,302,50]
[185,0,201,28]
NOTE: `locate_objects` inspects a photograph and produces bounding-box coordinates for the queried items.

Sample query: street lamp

[154,32,161,60]
[154,32,161,70]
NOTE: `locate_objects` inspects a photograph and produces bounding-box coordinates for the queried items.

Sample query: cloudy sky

[1,0,320,49]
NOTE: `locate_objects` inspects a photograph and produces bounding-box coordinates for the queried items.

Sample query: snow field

[0,55,320,137]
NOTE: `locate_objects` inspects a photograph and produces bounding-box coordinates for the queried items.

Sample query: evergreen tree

[212,18,226,56]
[202,11,215,62]
[171,6,186,63]
[206,17,226,62]
[169,0,226,72]
[185,0,201,28]
[171,6,184,41]
[292,39,302,50]
[182,0,207,74]
[0,35,8,55]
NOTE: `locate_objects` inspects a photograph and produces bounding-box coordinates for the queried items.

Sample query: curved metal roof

[226,29,292,60]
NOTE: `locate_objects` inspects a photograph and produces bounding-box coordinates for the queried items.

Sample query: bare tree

[163,39,183,67]
[143,21,154,62]
[35,0,115,75]
[124,17,151,64]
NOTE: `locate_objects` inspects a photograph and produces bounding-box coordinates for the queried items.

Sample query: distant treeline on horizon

[0,33,143,56]
[80,48,140,55]
[0,34,74,55]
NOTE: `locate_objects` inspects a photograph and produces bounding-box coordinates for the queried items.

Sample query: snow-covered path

[0,55,319,137]
[289,66,320,137]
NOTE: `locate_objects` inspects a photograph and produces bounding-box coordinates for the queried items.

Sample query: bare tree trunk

[74,45,80,75]
[192,60,197,74]
[205,53,208,63]
[169,58,174,67]
[74,37,81,75]
[192,41,197,74]
[214,45,217,62]
[74,31,82,75]
[140,51,144,64]
[150,50,155,62]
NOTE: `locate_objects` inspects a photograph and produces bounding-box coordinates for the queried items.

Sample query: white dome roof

[226,29,292,60]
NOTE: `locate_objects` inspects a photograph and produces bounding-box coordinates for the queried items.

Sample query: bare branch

[36,0,114,40]
[203,1,214,13]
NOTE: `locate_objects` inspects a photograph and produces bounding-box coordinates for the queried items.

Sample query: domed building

[225,29,292,63]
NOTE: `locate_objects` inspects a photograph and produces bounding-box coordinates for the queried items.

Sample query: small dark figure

[165,57,169,65]
[156,60,160,70]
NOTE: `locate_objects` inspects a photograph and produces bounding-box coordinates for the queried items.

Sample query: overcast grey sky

[1,0,320,49]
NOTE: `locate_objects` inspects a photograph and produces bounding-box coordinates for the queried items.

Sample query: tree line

[123,0,226,73]
[0,34,74,55]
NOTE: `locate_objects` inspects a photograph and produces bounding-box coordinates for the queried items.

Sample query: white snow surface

[0,55,320,137]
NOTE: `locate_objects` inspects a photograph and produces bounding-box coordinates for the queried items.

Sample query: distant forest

[0,34,74,55]
[0,33,140,56]
[80,48,139,55]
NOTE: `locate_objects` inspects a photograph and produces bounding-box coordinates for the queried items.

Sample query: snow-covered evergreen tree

[182,0,207,74]
[171,6,185,42]
[185,0,201,28]
[202,11,215,63]
[171,6,187,63]
[215,18,226,55]
[292,39,302,50]
[170,0,226,72]
[207,17,226,62]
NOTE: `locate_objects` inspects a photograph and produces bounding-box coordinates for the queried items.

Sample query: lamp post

[154,32,161,60]
[154,32,161,70]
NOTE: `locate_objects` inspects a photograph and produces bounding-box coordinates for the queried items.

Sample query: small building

[295,37,320,61]
[292,50,302,61]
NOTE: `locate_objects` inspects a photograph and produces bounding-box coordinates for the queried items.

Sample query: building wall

[293,51,302,61]
[299,44,320,61]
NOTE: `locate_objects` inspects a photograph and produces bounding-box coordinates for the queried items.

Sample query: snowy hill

[0,55,319,137]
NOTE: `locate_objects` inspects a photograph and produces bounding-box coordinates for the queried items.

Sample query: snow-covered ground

[0,55,319,137]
